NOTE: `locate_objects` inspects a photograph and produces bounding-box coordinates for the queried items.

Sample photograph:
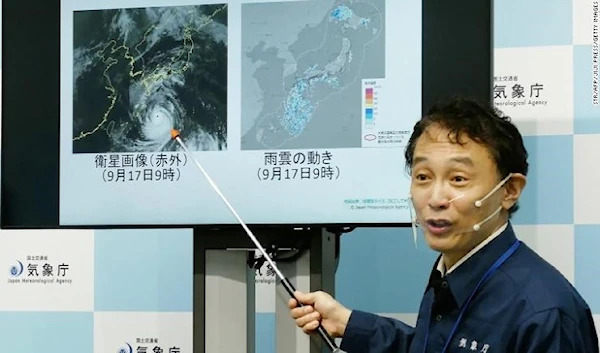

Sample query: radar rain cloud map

[241,0,385,151]
[71,4,228,154]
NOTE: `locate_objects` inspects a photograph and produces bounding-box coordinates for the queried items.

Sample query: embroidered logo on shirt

[458,337,490,352]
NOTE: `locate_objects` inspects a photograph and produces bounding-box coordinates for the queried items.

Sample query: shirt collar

[436,222,508,276]
[426,222,518,309]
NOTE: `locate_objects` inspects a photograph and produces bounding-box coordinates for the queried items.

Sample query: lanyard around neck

[422,239,521,353]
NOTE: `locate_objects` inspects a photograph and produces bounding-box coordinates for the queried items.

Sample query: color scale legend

[365,87,374,125]
[361,78,411,148]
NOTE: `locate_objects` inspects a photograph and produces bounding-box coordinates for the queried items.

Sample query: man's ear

[502,173,526,210]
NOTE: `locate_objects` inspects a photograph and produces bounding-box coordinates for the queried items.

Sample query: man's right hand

[288,290,352,338]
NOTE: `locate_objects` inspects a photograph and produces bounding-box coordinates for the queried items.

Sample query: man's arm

[339,310,415,353]
[514,308,599,353]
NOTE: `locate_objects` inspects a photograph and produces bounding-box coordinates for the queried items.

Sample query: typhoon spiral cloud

[71,4,228,154]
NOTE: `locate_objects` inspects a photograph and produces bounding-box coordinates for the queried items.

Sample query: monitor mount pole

[171,129,345,352]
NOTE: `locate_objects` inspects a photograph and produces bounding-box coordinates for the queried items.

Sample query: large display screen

[59,0,420,227]
[1,0,492,229]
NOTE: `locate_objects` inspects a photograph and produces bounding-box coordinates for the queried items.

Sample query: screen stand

[193,227,341,353]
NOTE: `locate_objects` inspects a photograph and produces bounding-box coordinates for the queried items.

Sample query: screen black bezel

[1,0,493,230]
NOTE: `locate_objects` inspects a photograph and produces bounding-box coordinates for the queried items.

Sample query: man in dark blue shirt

[288,97,599,353]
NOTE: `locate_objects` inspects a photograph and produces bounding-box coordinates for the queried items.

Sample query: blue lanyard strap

[423,239,521,353]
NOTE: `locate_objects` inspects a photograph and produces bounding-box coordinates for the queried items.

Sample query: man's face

[409,124,516,260]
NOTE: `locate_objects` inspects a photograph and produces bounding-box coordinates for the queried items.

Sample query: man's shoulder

[502,243,590,318]
[502,246,600,352]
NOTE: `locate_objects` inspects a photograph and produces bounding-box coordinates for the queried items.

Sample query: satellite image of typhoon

[72,4,228,154]
[241,0,384,150]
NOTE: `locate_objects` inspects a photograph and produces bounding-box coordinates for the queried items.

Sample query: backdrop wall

[1,0,599,352]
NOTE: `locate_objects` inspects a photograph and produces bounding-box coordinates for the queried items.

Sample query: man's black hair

[404,96,529,215]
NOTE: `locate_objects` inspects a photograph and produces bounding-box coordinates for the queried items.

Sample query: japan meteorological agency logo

[117,343,133,353]
[9,261,24,277]
[117,339,181,353]
[7,256,73,285]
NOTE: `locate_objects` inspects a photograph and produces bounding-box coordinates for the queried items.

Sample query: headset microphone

[408,194,419,247]
[470,173,513,231]
[409,173,513,236]
[474,173,513,208]
[472,206,502,231]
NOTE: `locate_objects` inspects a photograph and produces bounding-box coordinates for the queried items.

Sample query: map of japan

[240,0,385,151]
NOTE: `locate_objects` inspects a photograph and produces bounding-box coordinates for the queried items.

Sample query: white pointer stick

[170,129,344,353]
